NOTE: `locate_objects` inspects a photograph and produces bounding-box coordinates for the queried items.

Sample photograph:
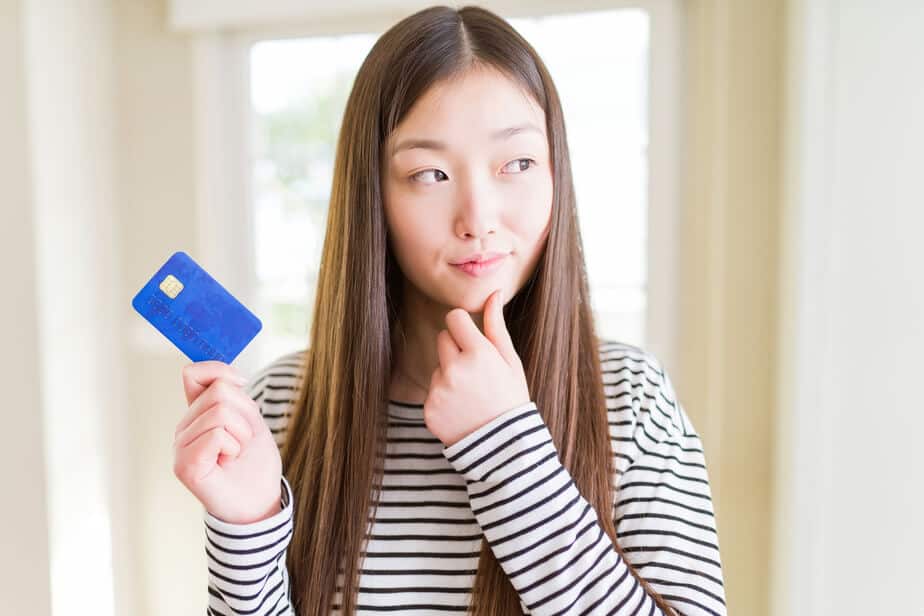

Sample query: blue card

[131,251,262,363]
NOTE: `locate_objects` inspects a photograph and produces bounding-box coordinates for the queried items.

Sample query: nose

[453,176,499,240]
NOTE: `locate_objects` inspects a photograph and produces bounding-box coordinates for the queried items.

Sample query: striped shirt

[204,340,727,615]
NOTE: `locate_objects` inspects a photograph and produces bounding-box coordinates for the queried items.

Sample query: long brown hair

[280,5,677,614]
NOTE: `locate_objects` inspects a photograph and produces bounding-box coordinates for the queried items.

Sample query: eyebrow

[390,122,545,157]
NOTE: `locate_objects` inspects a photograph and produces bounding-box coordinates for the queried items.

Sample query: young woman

[173,5,726,615]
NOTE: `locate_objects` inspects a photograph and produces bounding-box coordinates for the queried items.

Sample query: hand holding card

[173,360,283,524]
[132,251,279,523]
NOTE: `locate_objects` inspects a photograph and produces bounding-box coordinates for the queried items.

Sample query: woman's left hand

[424,289,532,448]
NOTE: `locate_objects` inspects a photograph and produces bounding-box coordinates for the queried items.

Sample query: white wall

[0,1,52,612]
[773,1,924,614]
[8,1,242,613]
[21,0,122,614]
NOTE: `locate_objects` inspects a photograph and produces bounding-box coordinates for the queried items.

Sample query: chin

[444,284,506,314]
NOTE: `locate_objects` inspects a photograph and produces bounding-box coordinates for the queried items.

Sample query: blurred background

[2,0,921,614]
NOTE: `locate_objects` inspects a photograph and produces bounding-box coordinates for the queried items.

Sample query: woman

[173,5,727,614]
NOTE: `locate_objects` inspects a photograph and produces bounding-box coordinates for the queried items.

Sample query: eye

[410,169,449,184]
[502,158,536,174]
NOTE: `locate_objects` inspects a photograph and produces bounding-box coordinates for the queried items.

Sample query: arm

[444,403,663,615]
[204,354,304,615]
[442,364,725,615]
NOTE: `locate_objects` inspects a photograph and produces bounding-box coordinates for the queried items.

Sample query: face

[382,65,554,317]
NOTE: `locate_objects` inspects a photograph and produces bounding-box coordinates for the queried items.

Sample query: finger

[436,328,461,368]
[176,377,261,439]
[182,361,247,406]
[182,426,242,477]
[483,289,518,365]
[444,308,485,354]
[174,400,254,450]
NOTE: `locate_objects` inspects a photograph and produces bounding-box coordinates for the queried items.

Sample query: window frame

[188,0,683,379]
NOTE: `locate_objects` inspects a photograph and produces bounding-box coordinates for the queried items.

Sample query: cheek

[391,198,441,240]
[512,179,553,244]
[384,202,444,275]
[384,174,455,246]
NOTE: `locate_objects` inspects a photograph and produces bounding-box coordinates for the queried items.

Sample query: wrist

[225,486,284,525]
[254,499,282,522]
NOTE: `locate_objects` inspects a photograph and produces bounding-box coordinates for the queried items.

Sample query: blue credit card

[131,251,262,363]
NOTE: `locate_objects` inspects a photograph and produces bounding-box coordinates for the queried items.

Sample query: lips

[450,250,509,265]
[450,253,508,277]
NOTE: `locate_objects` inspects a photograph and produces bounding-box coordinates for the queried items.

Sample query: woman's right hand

[173,361,283,525]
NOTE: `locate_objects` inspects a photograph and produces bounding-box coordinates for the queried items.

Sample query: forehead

[387,66,547,149]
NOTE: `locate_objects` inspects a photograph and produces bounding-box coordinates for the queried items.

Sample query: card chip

[159,274,184,299]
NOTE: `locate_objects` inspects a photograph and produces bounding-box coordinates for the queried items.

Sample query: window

[250,33,378,365]
[248,9,654,368]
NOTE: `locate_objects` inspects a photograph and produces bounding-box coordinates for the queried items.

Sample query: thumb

[483,289,517,365]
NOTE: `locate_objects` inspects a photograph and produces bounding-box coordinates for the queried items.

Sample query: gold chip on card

[159,274,184,299]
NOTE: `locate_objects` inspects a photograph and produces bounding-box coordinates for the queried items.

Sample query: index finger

[181,361,247,406]
[444,308,485,354]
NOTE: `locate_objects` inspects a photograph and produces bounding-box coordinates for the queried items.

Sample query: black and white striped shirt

[204,341,727,615]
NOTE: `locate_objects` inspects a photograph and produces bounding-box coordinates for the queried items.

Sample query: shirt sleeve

[441,361,726,615]
[203,476,296,616]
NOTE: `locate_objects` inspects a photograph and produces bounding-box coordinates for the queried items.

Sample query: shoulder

[597,339,704,470]
[245,349,308,448]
